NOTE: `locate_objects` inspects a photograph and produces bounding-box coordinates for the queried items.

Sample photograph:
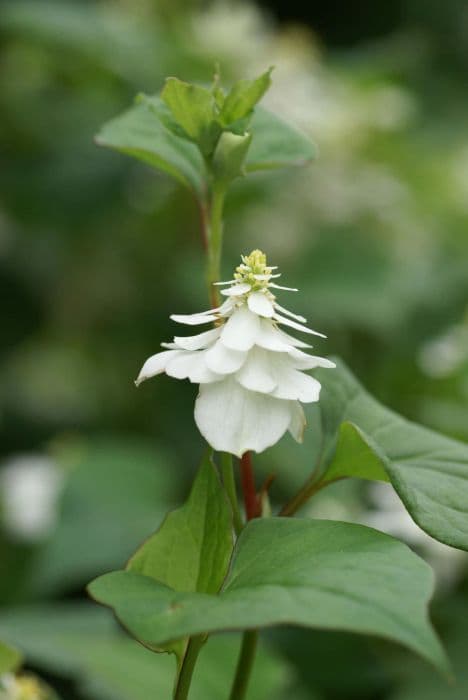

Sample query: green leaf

[220,68,273,127]
[246,107,317,171]
[161,78,221,157]
[95,96,315,190]
[126,452,233,658]
[95,98,204,194]
[0,639,22,675]
[128,452,233,595]
[0,604,290,700]
[89,518,448,675]
[315,360,468,551]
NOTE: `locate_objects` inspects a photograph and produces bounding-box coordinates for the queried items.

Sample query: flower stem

[240,452,259,520]
[279,476,345,517]
[206,181,226,307]
[228,630,259,700]
[173,636,205,700]
[220,453,243,535]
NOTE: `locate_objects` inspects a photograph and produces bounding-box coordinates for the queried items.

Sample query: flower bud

[212,131,252,183]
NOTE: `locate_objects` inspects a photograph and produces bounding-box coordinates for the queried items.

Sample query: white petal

[235,347,277,394]
[273,366,322,402]
[205,340,247,374]
[248,291,275,318]
[274,313,326,338]
[221,283,251,297]
[288,402,306,443]
[173,327,221,351]
[255,319,293,352]
[171,312,218,325]
[273,302,307,324]
[160,342,179,349]
[221,306,260,351]
[270,283,298,291]
[288,348,336,370]
[195,378,293,457]
[213,279,236,286]
[135,350,180,386]
[166,351,221,384]
[253,273,280,280]
[277,328,312,349]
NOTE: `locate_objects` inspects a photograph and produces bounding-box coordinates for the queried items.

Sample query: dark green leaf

[90,518,448,674]
[315,360,468,551]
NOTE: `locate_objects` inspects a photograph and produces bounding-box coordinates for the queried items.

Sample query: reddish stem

[240,452,259,520]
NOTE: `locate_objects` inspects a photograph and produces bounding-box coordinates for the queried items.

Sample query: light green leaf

[95,96,315,190]
[161,78,221,156]
[128,452,233,595]
[0,605,290,700]
[0,639,22,675]
[315,360,468,551]
[126,452,233,658]
[246,107,317,171]
[220,68,273,126]
[95,99,204,194]
[90,518,448,675]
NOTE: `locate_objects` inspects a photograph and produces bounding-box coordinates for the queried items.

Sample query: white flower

[0,455,64,542]
[136,250,335,457]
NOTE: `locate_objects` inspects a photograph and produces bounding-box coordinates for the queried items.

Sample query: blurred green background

[0,0,467,698]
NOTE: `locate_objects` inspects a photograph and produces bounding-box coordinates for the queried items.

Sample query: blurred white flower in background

[136,250,334,456]
[0,455,64,542]
[419,311,468,379]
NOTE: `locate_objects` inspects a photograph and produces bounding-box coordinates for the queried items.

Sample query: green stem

[173,636,205,700]
[279,476,345,517]
[220,453,243,535]
[228,630,259,700]
[206,181,227,307]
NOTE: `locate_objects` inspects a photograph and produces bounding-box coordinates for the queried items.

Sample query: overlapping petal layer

[136,251,335,455]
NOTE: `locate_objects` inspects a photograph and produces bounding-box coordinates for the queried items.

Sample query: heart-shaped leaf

[89,517,448,675]
[313,360,468,551]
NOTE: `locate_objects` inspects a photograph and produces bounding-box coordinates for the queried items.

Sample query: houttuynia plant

[87,68,468,699]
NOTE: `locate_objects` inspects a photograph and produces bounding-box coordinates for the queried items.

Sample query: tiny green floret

[234,249,275,293]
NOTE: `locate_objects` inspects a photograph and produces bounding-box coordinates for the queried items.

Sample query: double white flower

[136,250,335,457]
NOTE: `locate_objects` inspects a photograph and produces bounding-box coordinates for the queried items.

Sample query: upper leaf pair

[160,69,272,158]
[95,72,316,196]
